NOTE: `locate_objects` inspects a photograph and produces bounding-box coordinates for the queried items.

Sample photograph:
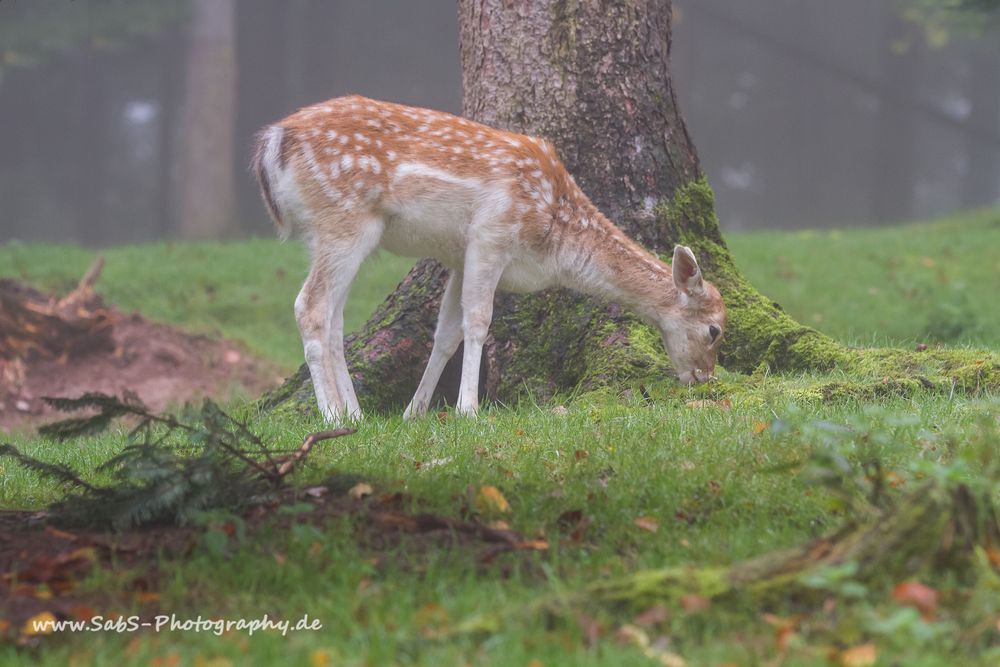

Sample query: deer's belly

[498,258,557,293]
[379,205,471,268]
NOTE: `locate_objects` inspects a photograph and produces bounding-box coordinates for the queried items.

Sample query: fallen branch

[275,428,356,478]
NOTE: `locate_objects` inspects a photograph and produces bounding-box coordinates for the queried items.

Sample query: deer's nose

[692,368,715,383]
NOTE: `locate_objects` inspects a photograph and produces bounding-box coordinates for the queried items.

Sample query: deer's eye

[709,325,721,342]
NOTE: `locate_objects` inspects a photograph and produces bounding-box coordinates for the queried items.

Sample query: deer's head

[658,245,727,384]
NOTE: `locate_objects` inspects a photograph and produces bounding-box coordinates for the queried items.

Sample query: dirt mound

[0,261,284,433]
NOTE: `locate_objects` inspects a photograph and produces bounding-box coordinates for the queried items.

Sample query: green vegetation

[1,210,998,665]
[727,209,1000,350]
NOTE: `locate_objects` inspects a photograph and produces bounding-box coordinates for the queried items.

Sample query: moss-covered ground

[1,210,998,665]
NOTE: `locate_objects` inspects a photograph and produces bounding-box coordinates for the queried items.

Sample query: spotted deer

[252,95,726,422]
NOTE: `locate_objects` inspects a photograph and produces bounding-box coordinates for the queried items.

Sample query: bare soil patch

[0,261,283,433]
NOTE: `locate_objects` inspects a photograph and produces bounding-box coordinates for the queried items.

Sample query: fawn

[253,96,726,421]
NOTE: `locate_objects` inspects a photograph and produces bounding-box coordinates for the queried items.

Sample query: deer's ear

[672,245,704,296]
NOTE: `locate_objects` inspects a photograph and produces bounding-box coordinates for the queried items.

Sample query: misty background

[0,0,998,246]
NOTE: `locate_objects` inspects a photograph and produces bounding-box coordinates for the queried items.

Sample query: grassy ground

[1,209,998,665]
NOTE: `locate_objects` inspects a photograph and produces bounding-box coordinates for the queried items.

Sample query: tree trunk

[262,0,997,416]
[176,0,237,240]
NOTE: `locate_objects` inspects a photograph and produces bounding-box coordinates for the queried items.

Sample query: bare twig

[275,428,355,478]
[57,256,105,309]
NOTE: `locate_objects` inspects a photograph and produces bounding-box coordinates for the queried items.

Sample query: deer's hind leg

[296,216,383,422]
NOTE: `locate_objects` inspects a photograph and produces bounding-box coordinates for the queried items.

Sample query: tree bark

[176,0,237,240]
[262,0,998,416]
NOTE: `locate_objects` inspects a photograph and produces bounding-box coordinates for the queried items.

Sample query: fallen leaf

[892,580,938,620]
[414,602,449,635]
[515,539,549,551]
[348,483,373,499]
[762,613,800,651]
[680,594,710,613]
[21,611,57,636]
[475,485,511,515]
[44,526,78,541]
[551,405,569,415]
[136,591,160,604]
[634,516,659,533]
[839,643,877,667]
[574,449,589,461]
[752,421,769,435]
[634,605,670,627]
[310,649,333,667]
[614,623,650,648]
[488,520,510,530]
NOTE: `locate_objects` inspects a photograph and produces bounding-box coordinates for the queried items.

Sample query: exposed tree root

[452,478,1000,635]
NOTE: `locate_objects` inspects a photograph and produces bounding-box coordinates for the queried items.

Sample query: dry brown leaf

[516,539,549,551]
[839,643,877,667]
[135,591,160,604]
[892,580,939,620]
[634,605,670,627]
[752,421,769,435]
[762,613,800,651]
[348,482,373,499]
[21,611,57,636]
[414,602,449,635]
[310,650,333,667]
[680,593,710,613]
[476,485,511,514]
[634,516,659,533]
[574,449,589,461]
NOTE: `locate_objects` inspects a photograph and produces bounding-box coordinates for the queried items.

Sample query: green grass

[727,208,1000,349]
[1,209,999,665]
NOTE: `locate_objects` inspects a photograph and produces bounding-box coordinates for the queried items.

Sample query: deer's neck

[556,199,677,325]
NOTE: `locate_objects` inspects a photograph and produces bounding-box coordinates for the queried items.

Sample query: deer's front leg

[404,271,464,420]
[456,246,506,416]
